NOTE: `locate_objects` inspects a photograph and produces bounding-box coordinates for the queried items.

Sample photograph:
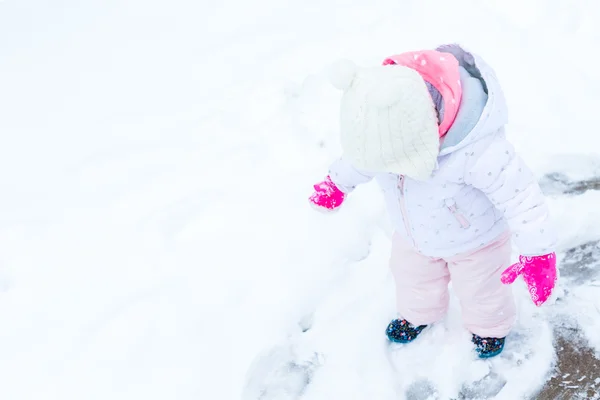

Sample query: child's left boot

[471,334,505,358]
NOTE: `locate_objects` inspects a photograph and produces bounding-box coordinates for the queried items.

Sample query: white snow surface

[1,0,600,399]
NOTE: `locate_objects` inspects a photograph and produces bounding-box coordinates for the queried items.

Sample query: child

[308,44,557,358]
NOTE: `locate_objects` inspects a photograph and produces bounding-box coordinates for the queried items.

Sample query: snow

[0,0,599,399]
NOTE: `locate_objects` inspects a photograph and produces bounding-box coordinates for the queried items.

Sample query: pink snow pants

[390,232,516,338]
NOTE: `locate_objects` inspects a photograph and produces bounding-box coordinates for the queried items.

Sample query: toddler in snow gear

[309,44,558,359]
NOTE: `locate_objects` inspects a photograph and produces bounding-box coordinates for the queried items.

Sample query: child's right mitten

[308,175,345,211]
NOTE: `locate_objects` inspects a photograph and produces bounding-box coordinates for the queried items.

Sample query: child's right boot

[385,318,427,343]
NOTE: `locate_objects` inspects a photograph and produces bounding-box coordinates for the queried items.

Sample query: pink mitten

[501,253,557,306]
[309,175,345,211]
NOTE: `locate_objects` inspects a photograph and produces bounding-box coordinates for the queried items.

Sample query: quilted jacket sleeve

[464,133,557,256]
[328,157,375,193]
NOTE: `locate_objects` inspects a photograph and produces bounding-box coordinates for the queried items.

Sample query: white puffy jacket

[328,46,557,258]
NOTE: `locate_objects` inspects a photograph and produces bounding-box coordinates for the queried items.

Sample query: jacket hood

[437,44,509,156]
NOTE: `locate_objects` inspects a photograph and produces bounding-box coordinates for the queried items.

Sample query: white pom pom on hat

[327,59,358,91]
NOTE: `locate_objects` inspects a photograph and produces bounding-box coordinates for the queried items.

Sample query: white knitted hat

[328,59,439,180]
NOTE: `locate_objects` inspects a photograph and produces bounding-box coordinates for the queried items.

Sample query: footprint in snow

[242,344,323,400]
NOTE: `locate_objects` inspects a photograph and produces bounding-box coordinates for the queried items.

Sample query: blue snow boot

[472,334,505,358]
[385,319,427,343]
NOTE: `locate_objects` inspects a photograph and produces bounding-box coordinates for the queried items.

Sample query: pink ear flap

[381,50,462,136]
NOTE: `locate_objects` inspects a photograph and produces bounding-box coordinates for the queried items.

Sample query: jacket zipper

[398,176,416,246]
[444,198,471,228]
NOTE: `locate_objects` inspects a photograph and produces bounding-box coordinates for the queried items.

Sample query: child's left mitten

[501,253,557,306]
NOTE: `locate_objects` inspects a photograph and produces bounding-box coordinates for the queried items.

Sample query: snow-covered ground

[1,0,600,399]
